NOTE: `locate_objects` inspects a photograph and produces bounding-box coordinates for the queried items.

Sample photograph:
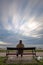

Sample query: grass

[0,50,16,52]
[0,49,6,52]
[0,57,43,65]
[36,50,43,52]
[0,49,43,52]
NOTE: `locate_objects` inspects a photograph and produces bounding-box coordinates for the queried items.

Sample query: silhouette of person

[16,40,24,58]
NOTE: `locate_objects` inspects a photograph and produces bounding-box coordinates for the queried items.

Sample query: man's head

[19,40,22,44]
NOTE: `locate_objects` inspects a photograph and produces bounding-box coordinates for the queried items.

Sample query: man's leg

[21,53,23,58]
[16,53,18,58]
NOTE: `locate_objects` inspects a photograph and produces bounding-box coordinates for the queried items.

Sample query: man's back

[17,43,24,48]
[16,40,24,57]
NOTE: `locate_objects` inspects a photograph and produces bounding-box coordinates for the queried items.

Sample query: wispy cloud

[0,0,43,46]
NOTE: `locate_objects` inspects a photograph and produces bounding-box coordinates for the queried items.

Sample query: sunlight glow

[28,22,37,30]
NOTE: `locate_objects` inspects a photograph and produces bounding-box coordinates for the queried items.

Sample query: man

[16,40,24,57]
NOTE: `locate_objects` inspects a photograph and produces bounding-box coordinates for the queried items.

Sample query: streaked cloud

[0,0,43,47]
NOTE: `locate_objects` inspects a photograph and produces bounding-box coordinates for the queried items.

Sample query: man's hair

[19,40,22,44]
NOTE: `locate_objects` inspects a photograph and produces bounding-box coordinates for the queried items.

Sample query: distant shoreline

[0,44,43,50]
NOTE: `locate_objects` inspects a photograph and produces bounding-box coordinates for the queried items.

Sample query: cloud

[0,41,7,45]
[0,0,43,46]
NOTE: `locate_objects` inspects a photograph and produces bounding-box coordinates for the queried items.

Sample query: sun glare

[28,22,37,30]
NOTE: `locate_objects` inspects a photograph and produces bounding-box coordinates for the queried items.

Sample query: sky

[0,0,43,47]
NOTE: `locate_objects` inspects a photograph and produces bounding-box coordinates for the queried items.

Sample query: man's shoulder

[16,44,19,47]
[22,43,24,47]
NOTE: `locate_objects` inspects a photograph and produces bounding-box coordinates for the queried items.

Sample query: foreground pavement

[0,52,43,57]
[0,52,43,64]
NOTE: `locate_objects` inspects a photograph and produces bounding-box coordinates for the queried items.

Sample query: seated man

[16,40,24,57]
